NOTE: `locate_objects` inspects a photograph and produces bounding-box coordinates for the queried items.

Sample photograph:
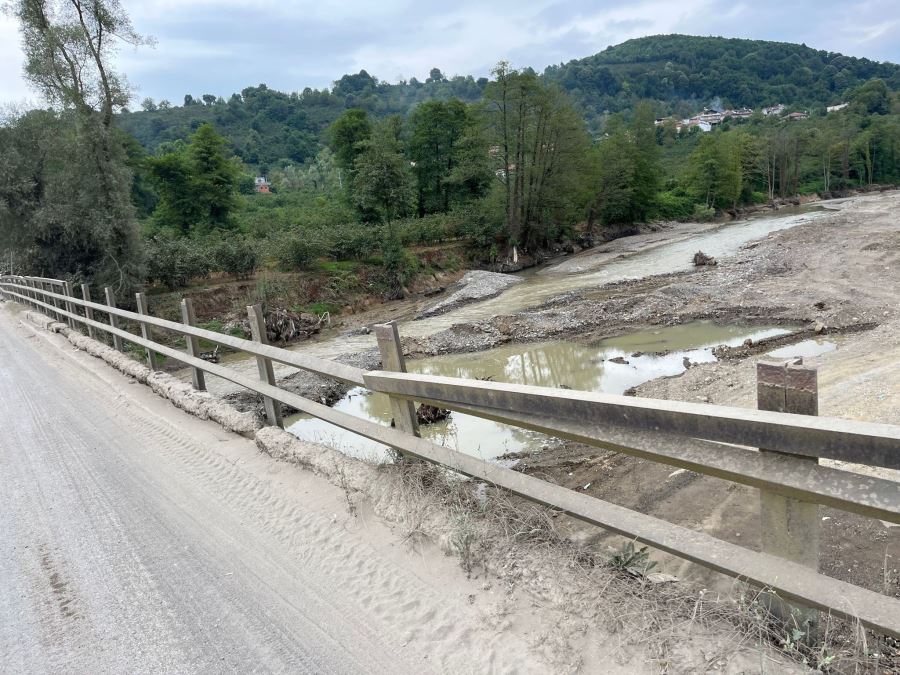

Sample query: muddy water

[766,338,836,359]
[292,206,826,359]
[287,321,793,462]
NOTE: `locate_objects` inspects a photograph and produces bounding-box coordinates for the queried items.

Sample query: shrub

[210,237,259,279]
[146,237,211,290]
[691,204,716,222]
[266,229,326,270]
[321,222,380,260]
[655,189,695,220]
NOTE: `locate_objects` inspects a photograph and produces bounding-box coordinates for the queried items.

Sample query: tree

[202,94,217,106]
[6,0,149,290]
[351,122,413,222]
[328,108,372,172]
[141,97,157,112]
[408,99,490,216]
[483,62,590,248]
[147,123,239,235]
[629,101,661,220]
[588,117,636,228]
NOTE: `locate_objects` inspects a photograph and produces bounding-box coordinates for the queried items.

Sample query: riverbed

[286,321,797,461]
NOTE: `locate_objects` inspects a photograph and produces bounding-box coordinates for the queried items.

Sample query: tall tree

[408,99,490,216]
[351,122,414,223]
[483,63,590,248]
[629,101,661,221]
[5,0,149,290]
[328,108,372,175]
[147,123,239,235]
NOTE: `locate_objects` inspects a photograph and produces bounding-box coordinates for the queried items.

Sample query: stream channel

[283,204,836,461]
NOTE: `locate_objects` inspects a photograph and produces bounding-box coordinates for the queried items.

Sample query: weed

[609,541,657,574]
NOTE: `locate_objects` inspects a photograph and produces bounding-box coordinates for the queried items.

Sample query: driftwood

[264,308,324,343]
[693,251,718,266]
[417,403,451,425]
[199,345,220,363]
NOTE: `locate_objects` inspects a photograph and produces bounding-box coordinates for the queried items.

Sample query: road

[0,307,528,673]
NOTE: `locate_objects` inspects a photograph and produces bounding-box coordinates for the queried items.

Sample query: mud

[62,327,262,436]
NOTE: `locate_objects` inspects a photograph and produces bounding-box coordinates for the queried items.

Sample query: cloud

[0,0,897,107]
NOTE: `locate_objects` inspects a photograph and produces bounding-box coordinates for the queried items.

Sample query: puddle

[287,321,794,462]
[766,338,836,360]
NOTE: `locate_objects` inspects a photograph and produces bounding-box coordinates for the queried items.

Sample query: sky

[1,0,898,107]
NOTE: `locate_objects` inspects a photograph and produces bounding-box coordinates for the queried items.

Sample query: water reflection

[287,321,794,461]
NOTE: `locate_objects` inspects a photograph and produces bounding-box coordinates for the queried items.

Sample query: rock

[692,251,718,267]
[608,356,629,365]
[742,338,753,347]
[682,356,692,369]
[814,321,825,334]
[813,301,827,310]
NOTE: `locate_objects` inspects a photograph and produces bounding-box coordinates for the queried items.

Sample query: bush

[321,222,381,260]
[266,230,326,270]
[691,204,716,222]
[146,237,211,290]
[210,237,259,279]
[654,190,695,220]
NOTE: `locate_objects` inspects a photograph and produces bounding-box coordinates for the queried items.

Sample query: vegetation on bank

[1,2,899,315]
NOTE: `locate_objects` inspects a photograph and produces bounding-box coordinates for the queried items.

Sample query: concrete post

[62,281,76,329]
[104,287,124,352]
[181,298,206,391]
[24,278,34,310]
[135,292,158,371]
[757,358,820,636]
[247,304,282,428]
[47,282,60,322]
[374,322,420,441]
[81,284,95,340]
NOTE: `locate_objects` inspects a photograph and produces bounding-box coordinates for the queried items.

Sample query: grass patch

[298,301,340,316]
[318,260,361,273]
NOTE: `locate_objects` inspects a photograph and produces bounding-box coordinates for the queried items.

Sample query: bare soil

[496,191,900,664]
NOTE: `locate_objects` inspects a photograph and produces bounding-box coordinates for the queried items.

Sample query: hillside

[545,34,900,125]
[116,34,900,168]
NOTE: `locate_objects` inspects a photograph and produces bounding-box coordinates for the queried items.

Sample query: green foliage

[691,204,716,222]
[408,99,491,215]
[609,541,657,573]
[654,188,695,220]
[266,229,326,270]
[210,237,259,278]
[0,110,145,291]
[328,109,372,172]
[145,237,211,289]
[4,0,147,292]
[544,35,900,130]
[484,63,592,248]
[147,123,240,235]
[351,122,414,222]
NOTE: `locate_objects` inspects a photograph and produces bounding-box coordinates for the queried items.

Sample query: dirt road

[0,309,537,673]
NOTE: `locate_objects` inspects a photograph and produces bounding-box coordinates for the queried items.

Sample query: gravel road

[0,309,531,673]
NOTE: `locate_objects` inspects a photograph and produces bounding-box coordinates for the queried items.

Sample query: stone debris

[417,271,523,319]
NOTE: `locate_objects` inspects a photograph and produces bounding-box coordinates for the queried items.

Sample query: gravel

[416,271,523,319]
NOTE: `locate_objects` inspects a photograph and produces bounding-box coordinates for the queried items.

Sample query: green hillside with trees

[2,12,898,319]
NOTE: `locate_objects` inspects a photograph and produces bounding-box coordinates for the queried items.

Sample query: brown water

[286,321,794,462]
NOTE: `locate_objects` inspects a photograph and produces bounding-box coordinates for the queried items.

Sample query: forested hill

[544,34,900,127]
[117,34,899,167]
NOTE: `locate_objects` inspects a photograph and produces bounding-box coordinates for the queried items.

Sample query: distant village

[655,101,849,133]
